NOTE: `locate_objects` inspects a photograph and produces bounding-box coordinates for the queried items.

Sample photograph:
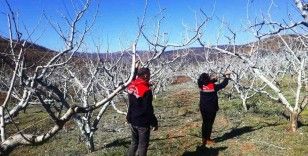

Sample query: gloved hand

[152,125,158,131]
[223,71,232,78]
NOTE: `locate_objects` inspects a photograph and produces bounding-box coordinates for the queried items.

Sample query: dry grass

[9,82,308,156]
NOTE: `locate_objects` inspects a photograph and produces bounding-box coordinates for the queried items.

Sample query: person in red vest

[126,67,158,156]
[197,72,231,146]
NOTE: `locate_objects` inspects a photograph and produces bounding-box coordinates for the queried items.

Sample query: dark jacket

[199,78,229,112]
[126,78,158,127]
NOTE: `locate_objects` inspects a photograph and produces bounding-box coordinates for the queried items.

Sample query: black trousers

[128,125,150,156]
[200,108,217,139]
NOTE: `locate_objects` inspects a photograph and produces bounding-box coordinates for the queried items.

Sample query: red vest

[201,83,215,92]
[127,77,150,98]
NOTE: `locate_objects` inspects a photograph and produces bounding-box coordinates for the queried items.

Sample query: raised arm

[215,73,231,91]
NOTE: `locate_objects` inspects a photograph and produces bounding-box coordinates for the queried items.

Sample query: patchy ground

[10,82,308,156]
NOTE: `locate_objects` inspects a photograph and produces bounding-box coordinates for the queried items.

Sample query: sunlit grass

[9,82,308,156]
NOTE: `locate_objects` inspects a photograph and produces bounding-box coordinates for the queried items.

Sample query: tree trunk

[85,133,95,152]
[76,119,95,153]
[242,99,248,112]
[0,106,5,142]
[290,111,299,132]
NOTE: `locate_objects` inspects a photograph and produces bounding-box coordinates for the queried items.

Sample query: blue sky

[0,0,301,52]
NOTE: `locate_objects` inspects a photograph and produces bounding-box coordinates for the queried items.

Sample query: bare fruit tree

[0,0,139,154]
[0,0,207,154]
[196,0,308,132]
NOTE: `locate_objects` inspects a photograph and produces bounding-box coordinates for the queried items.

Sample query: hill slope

[0,34,305,69]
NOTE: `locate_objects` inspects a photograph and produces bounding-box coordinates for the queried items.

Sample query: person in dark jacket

[126,67,158,156]
[197,72,230,146]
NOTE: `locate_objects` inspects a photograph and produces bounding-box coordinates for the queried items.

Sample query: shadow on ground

[182,146,227,156]
[188,126,259,141]
[214,126,258,142]
[298,121,308,128]
[98,137,130,150]
[214,122,283,143]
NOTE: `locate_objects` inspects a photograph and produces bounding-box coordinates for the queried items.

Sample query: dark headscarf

[198,73,211,89]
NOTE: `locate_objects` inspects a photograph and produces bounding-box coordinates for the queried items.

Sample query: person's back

[199,77,229,112]
[127,78,157,127]
[197,72,230,146]
[126,68,158,156]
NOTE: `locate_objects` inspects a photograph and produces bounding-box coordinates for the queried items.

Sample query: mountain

[0,36,56,68]
[160,34,306,63]
[0,34,304,69]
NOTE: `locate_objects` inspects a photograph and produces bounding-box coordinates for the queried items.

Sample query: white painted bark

[0,106,5,142]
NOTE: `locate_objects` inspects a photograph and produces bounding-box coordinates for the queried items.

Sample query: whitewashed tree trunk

[0,106,5,142]
[241,96,248,112]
